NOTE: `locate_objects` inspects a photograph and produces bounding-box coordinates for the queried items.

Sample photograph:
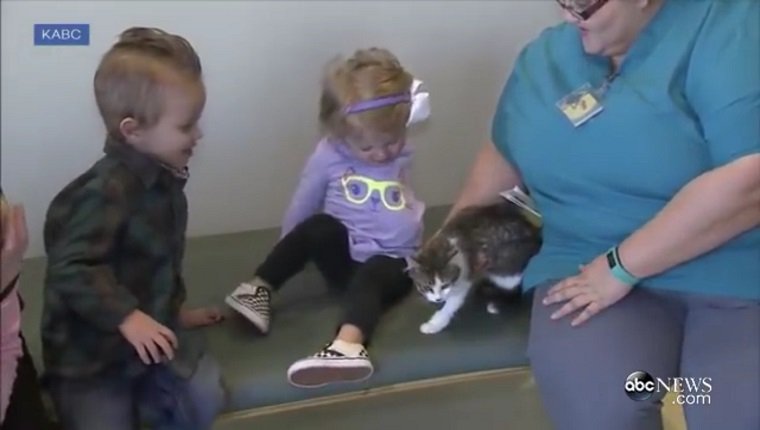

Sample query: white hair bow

[407,79,431,126]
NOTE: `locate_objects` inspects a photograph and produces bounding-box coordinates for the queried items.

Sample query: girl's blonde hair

[319,48,413,140]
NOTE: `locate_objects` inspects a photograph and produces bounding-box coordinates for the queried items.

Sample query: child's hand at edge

[179,306,225,329]
[1,203,29,290]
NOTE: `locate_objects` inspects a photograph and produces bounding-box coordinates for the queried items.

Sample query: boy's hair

[319,48,413,140]
[94,27,203,138]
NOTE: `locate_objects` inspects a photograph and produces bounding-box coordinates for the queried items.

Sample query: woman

[443,0,759,428]
[1,190,59,430]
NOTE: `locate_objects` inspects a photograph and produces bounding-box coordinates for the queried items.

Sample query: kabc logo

[625,371,656,401]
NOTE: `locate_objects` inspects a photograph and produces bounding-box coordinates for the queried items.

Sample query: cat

[407,200,542,334]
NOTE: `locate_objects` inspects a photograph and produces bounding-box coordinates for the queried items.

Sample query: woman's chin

[581,38,603,55]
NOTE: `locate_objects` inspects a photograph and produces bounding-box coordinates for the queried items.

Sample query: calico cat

[407,200,542,334]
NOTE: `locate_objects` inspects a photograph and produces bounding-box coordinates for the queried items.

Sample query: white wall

[1,1,558,257]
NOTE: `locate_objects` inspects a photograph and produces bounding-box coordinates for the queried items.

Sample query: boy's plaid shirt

[42,137,203,379]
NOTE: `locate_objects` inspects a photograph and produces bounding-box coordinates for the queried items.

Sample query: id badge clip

[556,83,604,127]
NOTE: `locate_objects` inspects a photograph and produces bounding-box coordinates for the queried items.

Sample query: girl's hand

[180,306,225,329]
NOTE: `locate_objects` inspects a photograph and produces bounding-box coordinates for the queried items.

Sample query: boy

[41,27,225,430]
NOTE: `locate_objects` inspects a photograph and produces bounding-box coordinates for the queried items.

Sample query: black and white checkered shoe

[225,282,271,333]
[287,342,373,388]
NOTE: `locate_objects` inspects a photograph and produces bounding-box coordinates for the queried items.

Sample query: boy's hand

[179,306,225,329]
[118,310,178,365]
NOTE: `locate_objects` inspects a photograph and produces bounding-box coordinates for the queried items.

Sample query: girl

[0,191,24,424]
[226,47,430,388]
[1,189,58,430]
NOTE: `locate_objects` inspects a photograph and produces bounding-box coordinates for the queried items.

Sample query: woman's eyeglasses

[556,0,610,21]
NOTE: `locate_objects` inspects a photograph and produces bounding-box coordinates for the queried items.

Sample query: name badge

[556,83,603,127]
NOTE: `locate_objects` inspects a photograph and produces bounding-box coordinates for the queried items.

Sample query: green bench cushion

[205,274,531,411]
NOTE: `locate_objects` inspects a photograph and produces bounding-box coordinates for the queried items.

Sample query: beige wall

[1,1,558,257]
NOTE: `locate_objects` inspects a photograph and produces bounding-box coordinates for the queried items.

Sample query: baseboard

[217,366,531,423]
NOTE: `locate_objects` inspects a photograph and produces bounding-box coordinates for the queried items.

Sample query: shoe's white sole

[287,358,374,389]
[225,295,269,334]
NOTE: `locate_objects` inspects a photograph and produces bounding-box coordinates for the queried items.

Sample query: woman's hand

[1,204,29,290]
[542,254,633,326]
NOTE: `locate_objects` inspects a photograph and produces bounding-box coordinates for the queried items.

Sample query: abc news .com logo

[625,371,712,405]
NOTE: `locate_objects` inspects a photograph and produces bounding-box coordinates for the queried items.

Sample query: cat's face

[407,238,462,303]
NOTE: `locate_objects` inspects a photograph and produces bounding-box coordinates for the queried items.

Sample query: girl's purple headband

[343,92,412,115]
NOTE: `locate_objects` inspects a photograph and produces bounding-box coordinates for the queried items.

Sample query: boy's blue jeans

[48,354,225,430]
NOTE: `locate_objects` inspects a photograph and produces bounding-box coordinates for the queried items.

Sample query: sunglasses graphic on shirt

[340,175,407,211]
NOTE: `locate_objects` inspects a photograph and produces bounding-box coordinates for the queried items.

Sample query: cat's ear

[445,247,458,263]
[404,255,420,272]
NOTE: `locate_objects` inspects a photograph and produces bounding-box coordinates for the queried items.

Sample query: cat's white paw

[420,318,448,334]
[487,302,500,315]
